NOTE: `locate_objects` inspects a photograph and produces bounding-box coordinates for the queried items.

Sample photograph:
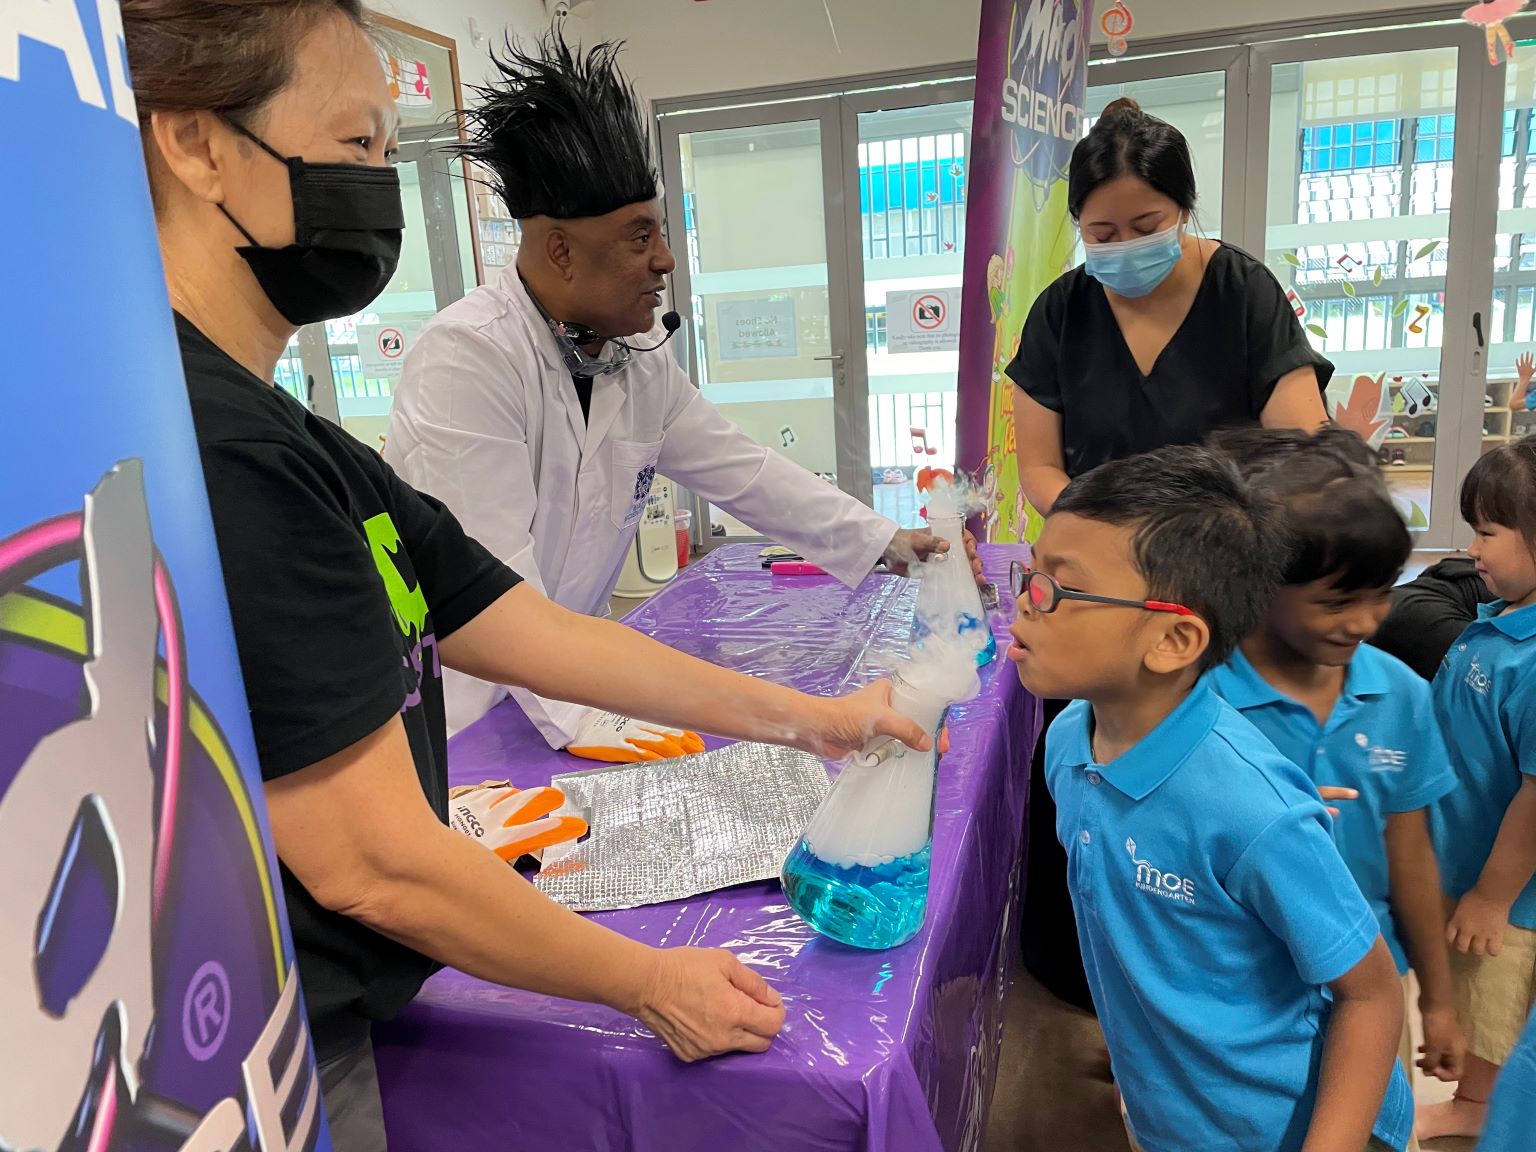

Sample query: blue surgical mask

[1082,221,1183,298]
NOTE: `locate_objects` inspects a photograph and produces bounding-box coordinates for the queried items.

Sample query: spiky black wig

[456,29,657,220]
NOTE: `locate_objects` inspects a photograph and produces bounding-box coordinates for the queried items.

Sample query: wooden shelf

[1381,464,1435,474]
[1385,436,1435,444]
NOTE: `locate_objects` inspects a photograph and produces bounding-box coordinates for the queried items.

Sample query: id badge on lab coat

[611,439,663,530]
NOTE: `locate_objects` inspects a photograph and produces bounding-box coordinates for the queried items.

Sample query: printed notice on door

[886,287,962,354]
[357,316,428,381]
[716,298,799,360]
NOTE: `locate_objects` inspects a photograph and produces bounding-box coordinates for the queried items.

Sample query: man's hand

[1447,888,1511,955]
[1418,1005,1466,1082]
[632,947,786,1062]
[881,528,948,576]
[448,782,587,862]
[1317,785,1359,819]
[567,710,706,763]
[961,528,985,586]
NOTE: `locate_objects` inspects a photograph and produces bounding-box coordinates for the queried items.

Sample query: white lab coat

[385,265,896,745]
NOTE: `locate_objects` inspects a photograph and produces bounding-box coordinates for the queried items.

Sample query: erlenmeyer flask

[913,479,995,667]
[781,642,980,948]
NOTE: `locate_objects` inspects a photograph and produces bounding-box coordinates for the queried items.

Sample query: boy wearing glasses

[1209,428,1463,1097]
[1008,446,1414,1152]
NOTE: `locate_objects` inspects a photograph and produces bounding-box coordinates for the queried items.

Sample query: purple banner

[956,0,1095,542]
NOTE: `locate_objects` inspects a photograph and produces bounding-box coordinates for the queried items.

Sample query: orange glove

[566,710,706,763]
[448,781,588,862]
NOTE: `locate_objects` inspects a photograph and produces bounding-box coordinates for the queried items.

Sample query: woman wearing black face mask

[124,4,932,1146]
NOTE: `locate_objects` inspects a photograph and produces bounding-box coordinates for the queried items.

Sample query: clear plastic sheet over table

[372,544,1042,1152]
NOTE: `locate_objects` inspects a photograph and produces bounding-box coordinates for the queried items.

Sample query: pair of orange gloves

[450,711,705,862]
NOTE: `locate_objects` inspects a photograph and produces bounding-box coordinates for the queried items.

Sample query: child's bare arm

[1385,808,1463,1080]
[1304,937,1403,1152]
[1451,776,1536,955]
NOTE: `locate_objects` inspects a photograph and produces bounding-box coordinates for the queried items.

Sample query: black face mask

[219,120,405,325]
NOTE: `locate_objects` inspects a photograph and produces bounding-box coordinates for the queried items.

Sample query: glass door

[287,134,470,449]
[1476,16,1536,518]
[841,86,973,529]
[661,101,858,540]
[1085,48,1248,241]
[1245,27,1489,549]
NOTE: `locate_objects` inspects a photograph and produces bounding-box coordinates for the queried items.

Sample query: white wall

[592,0,983,101]
[370,0,597,90]
[594,0,1457,104]
[1091,0,1450,49]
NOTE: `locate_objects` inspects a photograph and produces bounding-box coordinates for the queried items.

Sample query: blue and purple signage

[1,5,330,1150]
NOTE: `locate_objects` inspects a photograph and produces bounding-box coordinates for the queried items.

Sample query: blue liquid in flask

[781,841,933,949]
[913,611,996,668]
[965,616,997,668]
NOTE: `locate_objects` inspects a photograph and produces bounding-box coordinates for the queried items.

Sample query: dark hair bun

[1098,96,1142,122]
[1069,97,1196,218]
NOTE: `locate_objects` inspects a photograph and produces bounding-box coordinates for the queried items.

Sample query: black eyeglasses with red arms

[1009,561,1196,617]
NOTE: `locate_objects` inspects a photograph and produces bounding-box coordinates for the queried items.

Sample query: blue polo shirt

[1480,1005,1536,1151]
[1211,646,1457,974]
[1046,680,1413,1152]
[1430,601,1536,929]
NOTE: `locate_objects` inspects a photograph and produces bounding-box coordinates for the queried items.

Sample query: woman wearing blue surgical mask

[1007,97,1332,517]
[1005,97,1333,1016]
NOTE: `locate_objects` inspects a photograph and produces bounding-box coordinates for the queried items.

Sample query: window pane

[1266,48,1458,536]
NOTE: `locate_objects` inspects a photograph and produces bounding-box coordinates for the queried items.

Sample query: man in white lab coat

[386,32,946,759]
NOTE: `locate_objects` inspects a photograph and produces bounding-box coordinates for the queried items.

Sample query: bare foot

[1416,1095,1488,1141]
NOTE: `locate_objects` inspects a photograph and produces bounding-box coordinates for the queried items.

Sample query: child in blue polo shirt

[1478,1005,1536,1150]
[1418,436,1536,1143]
[1210,427,1463,1088]
[1008,445,1412,1152]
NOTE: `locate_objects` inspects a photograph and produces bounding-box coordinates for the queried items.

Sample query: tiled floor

[982,971,1478,1152]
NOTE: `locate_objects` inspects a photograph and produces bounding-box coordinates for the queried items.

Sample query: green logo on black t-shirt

[363,512,436,709]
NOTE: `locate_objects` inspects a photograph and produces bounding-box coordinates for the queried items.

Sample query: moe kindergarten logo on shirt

[1353,731,1408,772]
[1125,837,1197,906]
[1464,656,1492,698]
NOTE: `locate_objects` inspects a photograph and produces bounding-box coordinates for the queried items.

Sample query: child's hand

[1418,1006,1466,1082]
[1447,888,1511,955]
[1317,785,1359,818]
[1518,351,1535,388]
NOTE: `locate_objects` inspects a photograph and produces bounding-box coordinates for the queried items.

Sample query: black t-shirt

[1006,242,1334,478]
[572,372,593,423]
[1369,557,1496,681]
[177,314,521,1061]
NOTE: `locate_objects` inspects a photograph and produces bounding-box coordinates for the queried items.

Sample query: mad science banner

[1,5,331,1151]
[956,0,1094,542]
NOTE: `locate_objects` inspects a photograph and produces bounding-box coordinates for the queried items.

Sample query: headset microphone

[618,311,681,352]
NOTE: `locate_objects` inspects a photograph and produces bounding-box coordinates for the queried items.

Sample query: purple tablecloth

[374,544,1040,1152]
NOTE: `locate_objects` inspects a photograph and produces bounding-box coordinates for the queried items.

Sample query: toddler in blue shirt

[1009,445,1412,1152]
[1420,436,1536,1143]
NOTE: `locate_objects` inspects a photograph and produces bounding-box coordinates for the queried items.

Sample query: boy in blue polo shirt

[1419,437,1536,1143]
[1008,445,1412,1152]
[1210,428,1462,1087]
[1478,1005,1536,1150]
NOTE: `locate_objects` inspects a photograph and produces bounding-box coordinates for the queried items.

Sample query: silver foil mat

[534,742,833,912]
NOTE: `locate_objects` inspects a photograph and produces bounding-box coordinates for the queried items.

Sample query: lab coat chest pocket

[610,438,663,530]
